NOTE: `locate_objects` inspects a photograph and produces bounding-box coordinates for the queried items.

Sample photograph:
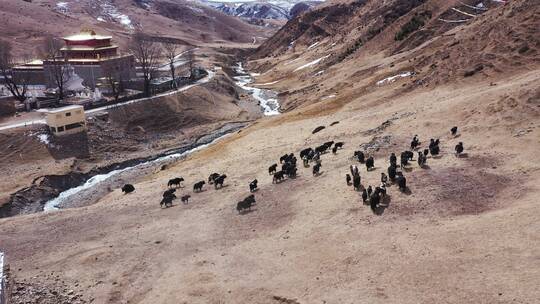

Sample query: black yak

[268,163,278,175]
[208,173,220,184]
[122,184,135,194]
[354,151,365,163]
[451,126,458,136]
[313,163,321,176]
[353,174,361,191]
[273,171,285,183]
[181,194,191,204]
[396,175,407,192]
[346,174,351,185]
[193,181,205,192]
[249,179,258,192]
[366,156,374,171]
[455,142,464,156]
[214,174,227,189]
[167,177,184,188]
[334,142,344,149]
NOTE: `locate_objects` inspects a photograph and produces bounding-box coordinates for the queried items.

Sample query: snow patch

[37,134,51,145]
[307,41,320,50]
[314,70,324,76]
[321,94,336,100]
[56,2,69,13]
[376,72,413,86]
[257,80,280,86]
[294,55,331,72]
[100,2,134,29]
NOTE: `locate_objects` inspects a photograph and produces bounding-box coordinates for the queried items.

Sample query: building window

[58,126,65,132]
[65,122,84,130]
[50,126,56,133]
[65,112,71,117]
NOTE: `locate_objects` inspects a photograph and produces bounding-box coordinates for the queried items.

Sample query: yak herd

[120,125,465,215]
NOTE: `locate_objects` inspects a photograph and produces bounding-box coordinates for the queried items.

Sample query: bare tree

[186,48,196,79]
[42,36,71,101]
[102,60,126,102]
[0,40,28,102]
[129,32,160,97]
[162,41,180,89]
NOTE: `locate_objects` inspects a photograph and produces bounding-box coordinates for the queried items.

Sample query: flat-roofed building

[45,105,86,135]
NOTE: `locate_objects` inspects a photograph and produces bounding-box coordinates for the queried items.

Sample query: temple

[42,29,135,90]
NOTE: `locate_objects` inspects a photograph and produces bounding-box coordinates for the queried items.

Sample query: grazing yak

[346,174,351,185]
[313,163,321,176]
[354,151,365,163]
[268,163,278,175]
[410,135,420,150]
[214,174,227,189]
[334,142,344,149]
[236,194,256,213]
[249,179,258,192]
[163,188,176,198]
[429,144,440,156]
[160,195,175,208]
[332,146,338,154]
[350,164,359,177]
[362,189,368,204]
[315,144,328,154]
[353,174,361,191]
[367,185,373,197]
[417,151,427,166]
[167,177,184,188]
[388,165,397,181]
[423,149,429,157]
[122,184,135,194]
[300,148,314,159]
[396,174,407,192]
[381,173,388,185]
[365,156,374,171]
[323,141,335,149]
[273,171,285,183]
[208,173,220,184]
[451,126,458,136]
[400,154,409,168]
[160,189,176,208]
[390,153,397,167]
[370,192,380,211]
[193,181,206,192]
[181,194,191,204]
[455,142,464,156]
[429,139,440,156]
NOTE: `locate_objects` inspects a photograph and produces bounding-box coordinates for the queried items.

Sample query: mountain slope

[0,0,271,57]
[249,0,539,111]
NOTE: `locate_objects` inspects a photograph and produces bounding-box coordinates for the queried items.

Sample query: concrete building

[12,60,46,86]
[43,30,135,90]
[46,105,86,135]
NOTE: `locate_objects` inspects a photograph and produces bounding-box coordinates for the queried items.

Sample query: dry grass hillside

[0,0,271,57]
[0,0,539,303]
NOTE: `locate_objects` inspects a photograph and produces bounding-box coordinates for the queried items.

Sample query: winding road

[0,69,215,132]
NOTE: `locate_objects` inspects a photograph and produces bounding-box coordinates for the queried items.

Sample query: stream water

[233,62,280,116]
[40,64,281,212]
